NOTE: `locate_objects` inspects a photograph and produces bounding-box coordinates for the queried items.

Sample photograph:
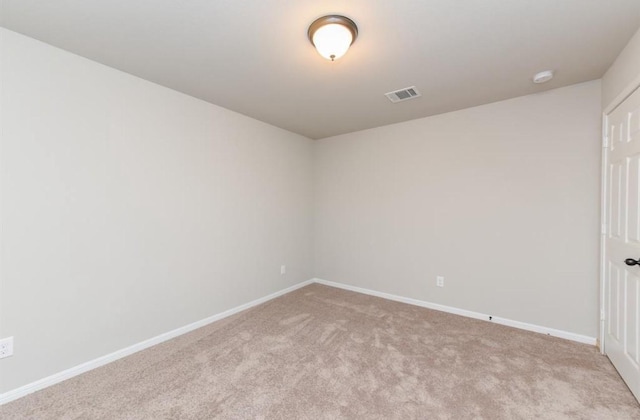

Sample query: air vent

[385,86,421,103]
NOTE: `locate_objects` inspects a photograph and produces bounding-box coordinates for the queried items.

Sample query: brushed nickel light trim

[308,15,358,61]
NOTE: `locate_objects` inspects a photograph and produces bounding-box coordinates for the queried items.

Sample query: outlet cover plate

[0,336,14,359]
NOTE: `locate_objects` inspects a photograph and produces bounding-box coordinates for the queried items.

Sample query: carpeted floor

[2,283,639,419]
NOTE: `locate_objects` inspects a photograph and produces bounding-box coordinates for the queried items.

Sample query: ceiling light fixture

[308,15,358,61]
[532,70,554,84]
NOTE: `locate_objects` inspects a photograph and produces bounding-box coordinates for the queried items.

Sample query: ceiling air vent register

[385,86,421,103]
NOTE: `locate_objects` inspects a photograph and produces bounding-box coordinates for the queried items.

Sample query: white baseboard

[0,279,315,406]
[313,278,597,346]
[1,277,597,405]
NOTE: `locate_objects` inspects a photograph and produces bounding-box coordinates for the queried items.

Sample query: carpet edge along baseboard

[0,277,596,405]
[0,279,315,405]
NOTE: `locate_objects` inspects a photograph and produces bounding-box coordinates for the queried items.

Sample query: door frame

[600,74,640,354]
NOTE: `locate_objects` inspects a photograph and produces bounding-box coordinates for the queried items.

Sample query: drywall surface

[314,80,602,338]
[0,28,313,393]
[602,27,640,108]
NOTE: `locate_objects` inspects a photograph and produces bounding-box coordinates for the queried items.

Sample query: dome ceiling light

[308,15,358,61]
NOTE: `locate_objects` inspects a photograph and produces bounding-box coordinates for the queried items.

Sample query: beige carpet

[2,283,639,419]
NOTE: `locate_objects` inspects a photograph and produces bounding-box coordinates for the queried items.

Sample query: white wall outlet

[280,265,286,275]
[436,276,444,287]
[0,336,14,359]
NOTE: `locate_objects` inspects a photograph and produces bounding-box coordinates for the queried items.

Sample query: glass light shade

[311,23,353,61]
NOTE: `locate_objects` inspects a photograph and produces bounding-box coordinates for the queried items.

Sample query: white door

[604,86,640,401]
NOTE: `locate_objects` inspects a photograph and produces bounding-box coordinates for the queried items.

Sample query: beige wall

[602,27,640,109]
[314,81,602,338]
[0,29,314,393]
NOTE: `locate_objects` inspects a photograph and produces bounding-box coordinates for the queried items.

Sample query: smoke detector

[385,86,421,103]
[532,70,554,84]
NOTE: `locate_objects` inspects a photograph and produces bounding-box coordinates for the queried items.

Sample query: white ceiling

[2,1,640,139]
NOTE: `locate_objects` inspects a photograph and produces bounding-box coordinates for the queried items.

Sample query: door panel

[627,271,639,363]
[609,162,623,239]
[629,155,640,243]
[608,261,620,340]
[604,86,640,401]
[631,108,640,135]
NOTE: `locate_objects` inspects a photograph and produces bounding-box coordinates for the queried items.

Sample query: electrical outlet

[280,265,286,275]
[0,336,14,359]
[436,276,444,287]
